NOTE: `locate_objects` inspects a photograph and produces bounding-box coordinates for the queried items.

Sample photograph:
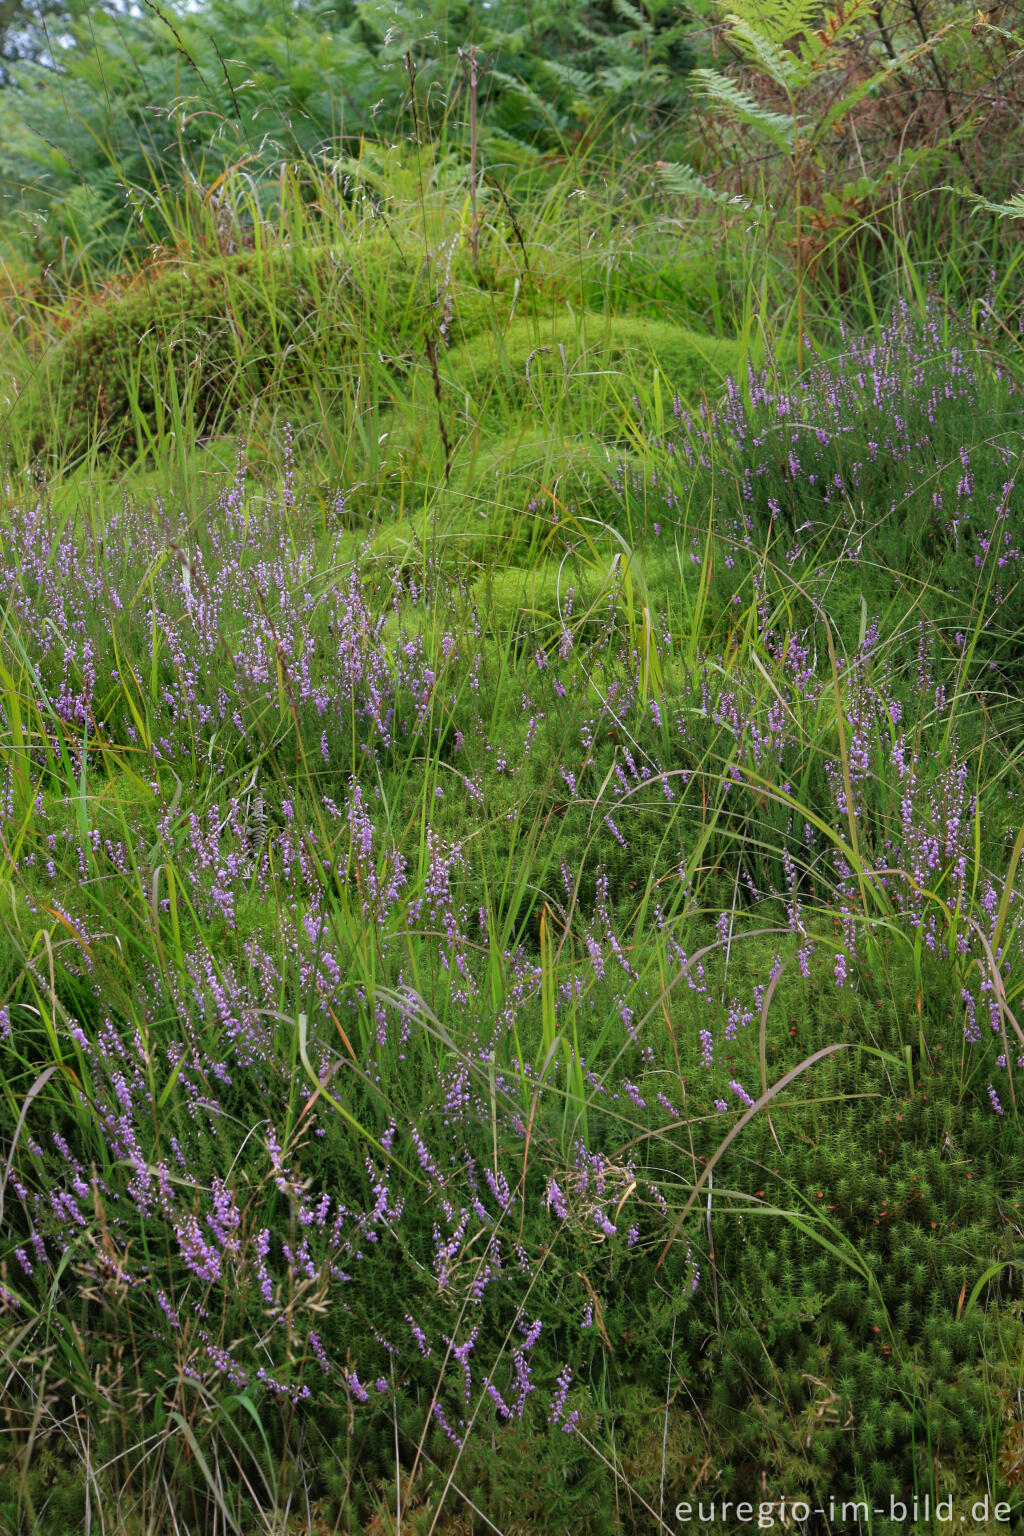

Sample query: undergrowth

[1,2,1024,1532]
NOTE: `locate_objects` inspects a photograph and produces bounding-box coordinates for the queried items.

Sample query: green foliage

[659,0,1024,343]
[3,3,1024,1523]
[0,0,700,279]
[665,0,942,362]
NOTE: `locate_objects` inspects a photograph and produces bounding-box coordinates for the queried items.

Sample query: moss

[14,237,511,462]
[473,558,612,638]
[445,433,642,564]
[443,312,748,426]
[662,989,1024,1516]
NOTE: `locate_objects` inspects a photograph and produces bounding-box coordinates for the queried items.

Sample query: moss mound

[447,434,639,563]
[443,312,748,427]
[14,237,511,462]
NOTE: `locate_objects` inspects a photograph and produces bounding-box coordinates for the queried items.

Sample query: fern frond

[480,124,544,158]
[598,64,663,94]
[725,16,811,93]
[815,39,932,139]
[961,188,1024,220]
[655,160,754,210]
[724,0,823,46]
[805,0,879,63]
[814,66,886,138]
[649,16,696,64]
[611,0,650,30]
[488,68,569,127]
[690,67,797,151]
[533,58,600,96]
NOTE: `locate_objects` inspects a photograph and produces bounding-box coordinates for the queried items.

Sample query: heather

[2,3,1024,1534]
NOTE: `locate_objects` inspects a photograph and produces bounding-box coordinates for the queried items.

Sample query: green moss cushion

[443,312,747,423]
[16,238,508,460]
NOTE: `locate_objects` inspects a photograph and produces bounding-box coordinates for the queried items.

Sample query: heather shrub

[2,424,1024,1529]
[634,302,1024,676]
[4,85,1024,1524]
[3,0,1024,1528]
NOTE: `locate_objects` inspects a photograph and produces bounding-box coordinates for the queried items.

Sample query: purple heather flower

[545,1179,569,1219]
[729,1080,756,1109]
[548,1364,574,1425]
